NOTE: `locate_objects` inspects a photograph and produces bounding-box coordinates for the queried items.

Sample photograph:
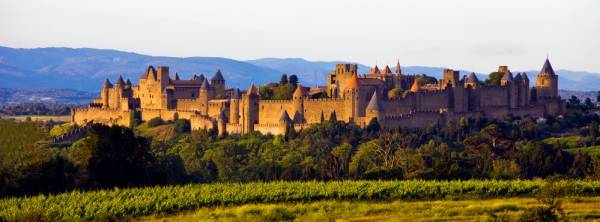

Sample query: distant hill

[0,47,282,91]
[1,46,599,92]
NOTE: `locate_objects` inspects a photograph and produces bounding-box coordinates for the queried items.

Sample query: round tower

[229,89,241,125]
[365,91,382,126]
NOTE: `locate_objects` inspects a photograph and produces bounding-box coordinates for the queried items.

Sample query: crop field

[2,180,600,221]
[143,197,600,222]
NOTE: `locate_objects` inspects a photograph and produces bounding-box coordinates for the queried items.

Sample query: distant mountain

[0,88,95,105]
[0,46,598,92]
[0,46,282,91]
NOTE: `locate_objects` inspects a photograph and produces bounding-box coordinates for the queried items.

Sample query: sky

[1,0,599,73]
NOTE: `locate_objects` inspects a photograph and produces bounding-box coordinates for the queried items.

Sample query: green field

[143,197,600,222]
[566,146,600,156]
[2,180,600,221]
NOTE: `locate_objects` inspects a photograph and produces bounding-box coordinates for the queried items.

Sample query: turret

[278,110,292,135]
[217,110,227,137]
[441,68,459,89]
[229,88,241,125]
[242,84,259,134]
[344,74,361,121]
[174,73,180,81]
[365,91,382,125]
[395,60,402,75]
[115,75,125,88]
[536,58,558,100]
[292,84,306,122]
[370,65,381,75]
[464,72,480,89]
[211,69,226,97]
[500,69,513,86]
[199,78,210,115]
[101,79,113,108]
[382,65,392,75]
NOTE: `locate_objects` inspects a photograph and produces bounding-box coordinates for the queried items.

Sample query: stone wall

[72,108,132,127]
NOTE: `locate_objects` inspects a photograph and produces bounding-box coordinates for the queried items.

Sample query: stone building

[73,58,565,136]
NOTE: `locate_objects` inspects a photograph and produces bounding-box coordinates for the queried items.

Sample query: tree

[416,74,437,85]
[279,74,288,85]
[387,87,404,99]
[597,91,600,105]
[485,72,504,86]
[289,75,298,88]
[258,86,274,100]
[568,96,581,108]
[584,98,594,110]
[72,124,155,188]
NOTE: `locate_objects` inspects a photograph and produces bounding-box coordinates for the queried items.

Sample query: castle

[72,58,565,136]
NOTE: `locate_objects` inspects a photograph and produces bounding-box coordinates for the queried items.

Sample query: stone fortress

[72,58,565,136]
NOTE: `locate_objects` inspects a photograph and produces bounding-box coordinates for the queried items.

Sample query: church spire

[395,60,402,74]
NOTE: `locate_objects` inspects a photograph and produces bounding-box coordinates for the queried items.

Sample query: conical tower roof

[141,66,156,79]
[395,60,402,74]
[540,58,556,75]
[116,75,125,85]
[410,80,420,92]
[382,65,392,75]
[466,72,479,83]
[370,65,381,75]
[522,72,529,80]
[247,83,258,95]
[346,74,360,90]
[212,69,225,81]
[103,79,113,88]
[174,73,180,80]
[293,84,306,97]
[366,91,382,111]
[126,79,132,86]
[200,78,210,90]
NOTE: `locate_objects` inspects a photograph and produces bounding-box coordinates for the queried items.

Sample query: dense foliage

[1,97,600,197]
[1,179,599,221]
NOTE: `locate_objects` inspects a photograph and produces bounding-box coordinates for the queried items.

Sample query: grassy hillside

[2,180,600,221]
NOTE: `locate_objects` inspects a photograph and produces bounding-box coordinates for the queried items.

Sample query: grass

[1,115,71,122]
[2,180,600,221]
[542,135,582,148]
[143,197,600,222]
[135,122,180,141]
[565,145,600,156]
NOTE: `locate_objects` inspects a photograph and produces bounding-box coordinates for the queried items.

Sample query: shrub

[147,117,164,127]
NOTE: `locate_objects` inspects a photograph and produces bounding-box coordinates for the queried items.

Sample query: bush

[174,119,190,133]
[147,117,164,127]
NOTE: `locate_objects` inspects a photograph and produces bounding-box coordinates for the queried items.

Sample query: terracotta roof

[366,91,382,111]
[540,58,556,75]
[410,80,420,92]
[346,74,360,90]
[382,65,392,75]
[370,65,381,75]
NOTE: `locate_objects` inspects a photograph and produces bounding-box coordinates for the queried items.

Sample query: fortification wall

[175,98,200,111]
[417,90,450,111]
[303,98,346,123]
[253,123,286,135]
[190,114,215,131]
[208,100,229,118]
[140,109,197,121]
[72,108,131,127]
[257,100,295,124]
[382,110,444,129]
[382,94,416,115]
[478,86,508,107]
